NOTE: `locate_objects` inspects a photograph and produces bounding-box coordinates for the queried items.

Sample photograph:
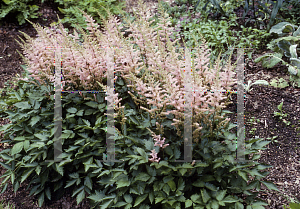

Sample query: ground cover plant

[0,0,300,208]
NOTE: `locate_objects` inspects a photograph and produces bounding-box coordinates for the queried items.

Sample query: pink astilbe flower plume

[15,0,237,146]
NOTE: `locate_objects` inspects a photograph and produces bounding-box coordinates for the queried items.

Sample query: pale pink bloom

[149,149,160,163]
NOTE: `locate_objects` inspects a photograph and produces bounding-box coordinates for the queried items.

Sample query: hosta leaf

[277,40,292,57]
[262,53,282,68]
[270,22,297,35]
[289,45,298,59]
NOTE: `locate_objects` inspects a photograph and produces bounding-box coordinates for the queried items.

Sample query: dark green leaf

[133,194,147,207]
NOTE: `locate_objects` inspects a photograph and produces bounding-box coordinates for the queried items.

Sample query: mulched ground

[0,0,300,208]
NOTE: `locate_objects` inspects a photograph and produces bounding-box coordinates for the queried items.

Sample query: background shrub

[0,0,40,25]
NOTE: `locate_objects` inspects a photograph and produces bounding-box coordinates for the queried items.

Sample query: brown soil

[0,0,299,208]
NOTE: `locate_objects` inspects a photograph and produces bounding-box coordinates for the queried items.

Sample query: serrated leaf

[167,180,176,191]
[163,184,170,195]
[201,189,210,203]
[191,193,201,203]
[222,195,238,203]
[149,191,154,204]
[135,172,151,182]
[85,101,98,108]
[13,101,31,109]
[235,202,244,209]
[65,179,77,188]
[261,181,279,191]
[145,165,156,177]
[144,140,154,151]
[116,176,130,188]
[11,142,23,155]
[216,190,226,201]
[185,199,193,207]
[84,176,93,190]
[82,119,91,127]
[29,115,41,127]
[238,170,248,182]
[124,194,133,203]
[77,190,85,205]
[55,163,64,176]
[129,115,139,125]
[114,201,127,207]
[192,179,205,187]
[204,182,217,191]
[179,168,187,176]
[34,133,48,141]
[174,147,181,159]
[21,168,34,183]
[133,194,148,207]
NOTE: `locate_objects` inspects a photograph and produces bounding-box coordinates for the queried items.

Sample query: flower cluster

[149,132,169,163]
[16,0,236,148]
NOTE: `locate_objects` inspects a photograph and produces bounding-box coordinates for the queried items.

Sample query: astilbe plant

[5,1,279,208]
[15,0,236,147]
